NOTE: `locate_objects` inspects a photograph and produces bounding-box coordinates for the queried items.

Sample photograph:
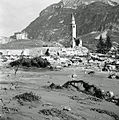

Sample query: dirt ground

[0,65,119,120]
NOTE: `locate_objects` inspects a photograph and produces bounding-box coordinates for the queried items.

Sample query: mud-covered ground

[0,65,119,120]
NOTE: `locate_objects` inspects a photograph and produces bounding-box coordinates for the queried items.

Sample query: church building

[71,14,82,48]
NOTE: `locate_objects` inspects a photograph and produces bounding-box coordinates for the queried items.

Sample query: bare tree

[14,50,24,75]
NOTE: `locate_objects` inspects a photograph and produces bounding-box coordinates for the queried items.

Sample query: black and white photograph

[0,0,119,119]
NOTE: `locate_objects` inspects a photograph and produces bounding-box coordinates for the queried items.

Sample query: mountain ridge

[21,0,119,48]
[62,0,119,8]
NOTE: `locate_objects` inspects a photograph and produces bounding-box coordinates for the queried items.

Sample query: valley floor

[0,65,119,120]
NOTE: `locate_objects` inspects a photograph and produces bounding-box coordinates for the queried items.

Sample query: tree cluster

[96,35,112,54]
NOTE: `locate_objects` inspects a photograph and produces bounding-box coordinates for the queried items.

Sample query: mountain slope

[62,0,119,8]
[23,0,119,47]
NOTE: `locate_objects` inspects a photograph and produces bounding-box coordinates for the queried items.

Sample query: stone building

[15,31,28,40]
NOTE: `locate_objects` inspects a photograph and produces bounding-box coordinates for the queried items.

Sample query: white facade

[16,32,28,40]
[95,30,108,40]
[79,38,82,47]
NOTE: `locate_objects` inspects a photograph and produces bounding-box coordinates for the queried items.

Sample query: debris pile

[13,92,40,102]
[62,80,105,99]
[108,73,119,79]
[39,108,78,120]
[2,106,18,114]
[90,108,119,120]
[48,83,63,89]
[9,56,50,68]
[70,95,102,102]
[0,116,13,120]
[48,80,119,106]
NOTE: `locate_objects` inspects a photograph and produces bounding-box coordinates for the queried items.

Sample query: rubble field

[0,65,119,120]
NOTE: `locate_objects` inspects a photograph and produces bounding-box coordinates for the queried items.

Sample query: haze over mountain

[21,0,119,48]
[0,0,60,37]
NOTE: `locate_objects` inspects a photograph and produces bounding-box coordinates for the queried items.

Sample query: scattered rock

[90,108,119,120]
[13,92,41,102]
[87,71,95,75]
[62,106,71,111]
[70,95,102,102]
[71,74,77,78]
[48,83,63,89]
[39,108,78,120]
[2,106,18,114]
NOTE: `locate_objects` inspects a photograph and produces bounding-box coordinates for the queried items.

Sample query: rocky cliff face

[22,0,119,47]
[62,0,119,8]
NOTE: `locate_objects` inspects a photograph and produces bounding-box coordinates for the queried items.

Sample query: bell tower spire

[71,14,76,48]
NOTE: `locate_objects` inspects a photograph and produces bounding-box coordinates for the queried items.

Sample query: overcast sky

[0,0,60,37]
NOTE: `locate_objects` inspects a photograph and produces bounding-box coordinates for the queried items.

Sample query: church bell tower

[72,14,76,48]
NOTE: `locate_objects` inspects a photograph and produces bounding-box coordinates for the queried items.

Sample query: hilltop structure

[15,31,28,40]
